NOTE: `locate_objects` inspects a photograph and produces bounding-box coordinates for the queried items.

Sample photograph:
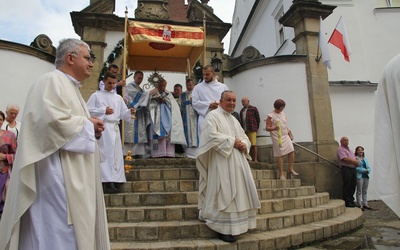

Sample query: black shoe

[363,206,373,210]
[103,182,119,194]
[218,233,237,243]
[354,203,361,208]
[345,203,355,207]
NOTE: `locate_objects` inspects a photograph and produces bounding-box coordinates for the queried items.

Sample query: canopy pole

[121,6,128,148]
[187,58,191,78]
[203,11,206,67]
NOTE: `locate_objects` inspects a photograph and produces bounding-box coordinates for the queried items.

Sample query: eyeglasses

[69,52,96,63]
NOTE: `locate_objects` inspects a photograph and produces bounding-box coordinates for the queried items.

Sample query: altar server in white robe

[192,65,228,140]
[87,72,136,189]
[125,71,150,157]
[196,90,260,243]
[374,53,400,218]
[178,79,199,158]
[0,38,110,250]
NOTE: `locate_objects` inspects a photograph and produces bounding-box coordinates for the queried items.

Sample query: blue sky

[0,0,234,50]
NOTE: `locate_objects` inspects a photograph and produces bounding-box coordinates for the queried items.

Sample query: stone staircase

[106,158,363,249]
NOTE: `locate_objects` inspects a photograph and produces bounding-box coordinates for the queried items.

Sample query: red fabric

[329,29,350,62]
[328,16,351,62]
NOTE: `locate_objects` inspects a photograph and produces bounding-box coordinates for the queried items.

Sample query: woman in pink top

[265,99,298,180]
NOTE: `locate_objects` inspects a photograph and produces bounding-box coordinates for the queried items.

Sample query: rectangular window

[275,7,285,46]
[377,0,400,7]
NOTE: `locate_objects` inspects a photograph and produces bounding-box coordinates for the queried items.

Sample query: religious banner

[128,21,204,73]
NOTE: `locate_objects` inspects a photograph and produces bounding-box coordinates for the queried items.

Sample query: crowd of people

[3,37,397,248]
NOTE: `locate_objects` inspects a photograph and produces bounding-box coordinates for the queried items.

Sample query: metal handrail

[257,134,340,169]
[292,142,341,169]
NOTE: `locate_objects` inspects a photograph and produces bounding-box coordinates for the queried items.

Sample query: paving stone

[166,207,183,221]
[132,181,148,192]
[140,170,161,180]
[180,180,195,191]
[163,169,180,180]
[165,180,179,192]
[149,181,164,192]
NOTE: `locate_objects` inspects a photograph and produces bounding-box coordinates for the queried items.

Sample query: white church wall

[224,62,313,145]
[229,0,256,55]
[0,49,55,116]
[229,0,398,201]
[231,0,400,83]
[230,0,296,58]
[330,85,378,199]
[321,1,400,83]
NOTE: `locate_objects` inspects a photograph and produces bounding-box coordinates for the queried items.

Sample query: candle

[277,121,282,148]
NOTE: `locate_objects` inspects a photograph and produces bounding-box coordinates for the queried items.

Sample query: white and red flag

[319,16,331,69]
[328,16,351,62]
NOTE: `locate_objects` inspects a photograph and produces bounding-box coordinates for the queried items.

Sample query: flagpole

[203,11,207,67]
[328,16,342,42]
[121,6,128,148]
[316,39,321,62]
[316,17,322,62]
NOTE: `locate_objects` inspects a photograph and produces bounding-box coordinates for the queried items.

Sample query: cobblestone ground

[299,200,400,250]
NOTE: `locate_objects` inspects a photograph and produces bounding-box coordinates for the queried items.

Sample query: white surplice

[87,90,133,182]
[192,80,228,139]
[0,70,109,250]
[196,107,260,236]
[374,53,400,218]
[19,120,96,250]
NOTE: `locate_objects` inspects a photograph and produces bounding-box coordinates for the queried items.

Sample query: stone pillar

[280,0,337,159]
[80,27,107,101]
[280,0,343,198]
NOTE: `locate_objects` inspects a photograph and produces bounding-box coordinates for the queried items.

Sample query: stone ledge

[109,207,362,249]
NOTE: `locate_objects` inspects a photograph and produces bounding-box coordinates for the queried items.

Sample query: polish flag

[319,17,331,69]
[328,16,351,62]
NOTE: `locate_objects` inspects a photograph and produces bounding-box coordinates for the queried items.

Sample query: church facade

[1,0,399,199]
[223,0,400,199]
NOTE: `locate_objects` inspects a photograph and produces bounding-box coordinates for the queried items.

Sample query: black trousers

[341,166,357,204]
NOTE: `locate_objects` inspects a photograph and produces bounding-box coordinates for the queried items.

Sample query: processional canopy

[127,21,204,73]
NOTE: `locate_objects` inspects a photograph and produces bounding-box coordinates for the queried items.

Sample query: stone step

[108,199,345,242]
[125,158,275,170]
[118,178,302,193]
[106,193,330,223]
[125,168,199,182]
[258,185,315,200]
[125,167,287,182]
[109,207,363,249]
[105,186,318,207]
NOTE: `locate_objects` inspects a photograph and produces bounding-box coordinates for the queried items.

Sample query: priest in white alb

[87,72,136,193]
[0,38,110,250]
[374,53,400,218]
[196,90,260,243]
